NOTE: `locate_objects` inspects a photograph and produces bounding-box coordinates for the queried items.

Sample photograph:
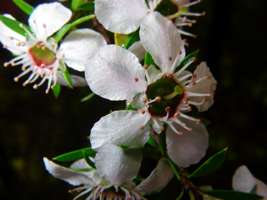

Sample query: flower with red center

[0,2,106,93]
[85,13,217,168]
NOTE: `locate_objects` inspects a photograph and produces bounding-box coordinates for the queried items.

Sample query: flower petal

[187,62,217,112]
[95,0,148,34]
[29,2,72,39]
[166,121,209,167]
[43,157,94,186]
[129,41,146,61]
[0,14,26,55]
[95,144,142,185]
[90,110,151,149]
[140,12,183,73]
[136,158,173,194]
[85,45,147,101]
[60,29,106,72]
[232,165,267,198]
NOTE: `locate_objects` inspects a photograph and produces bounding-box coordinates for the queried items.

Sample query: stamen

[181,11,206,17]
[73,187,92,200]
[182,0,201,8]
[175,58,195,77]
[23,72,36,86]
[177,73,192,82]
[14,68,32,82]
[33,77,47,89]
[178,29,197,38]
[147,96,161,105]
[172,118,192,131]
[179,113,200,123]
[186,92,211,97]
[167,122,183,135]
[45,76,53,94]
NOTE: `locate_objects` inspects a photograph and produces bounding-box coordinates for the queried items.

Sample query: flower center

[28,42,56,68]
[146,75,184,118]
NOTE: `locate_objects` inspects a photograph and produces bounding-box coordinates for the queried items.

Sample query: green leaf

[202,190,263,200]
[0,15,27,36]
[81,93,95,103]
[176,189,184,200]
[62,68,73,88]
[52,83,61,98]
[53,147,96,162]
[76,2,94,12]
[176,50,199,71]
[54,14,95,42]
[124,30,140,49]
[114,33,129,47]
[189,147,228,178]
[13,0,33,15]
[71,0,86,11]
[144,52,155,66]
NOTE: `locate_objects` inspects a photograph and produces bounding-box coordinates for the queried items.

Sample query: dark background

[0,0,267,199]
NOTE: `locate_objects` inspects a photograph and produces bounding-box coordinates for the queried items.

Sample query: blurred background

[0,0,267,199]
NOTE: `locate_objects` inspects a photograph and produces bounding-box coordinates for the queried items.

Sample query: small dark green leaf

[176,50,199,72]
[0,15,27,36]
[81,93,95,103]
[202,190,263,200]
[53,147,96,162]
[52,83,61,98]
[63,68,73,88]
[76,2,94,12]
[189,147,228,178]
[125,30,140,49]
[71,0,86,11]
[147,135,158,148]
[13,0,33,15]
[144,52,155,66]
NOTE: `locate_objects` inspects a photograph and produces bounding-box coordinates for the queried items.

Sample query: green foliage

[144,53,155,66]
[62,68,73,88]
[13,0,33,15]
[202,190,263,200]
[54,15,95,43]
[53,147,96,162]
[190,148,228,178]
[124,30,140,49]
[71,0,94,12]
[52,84,61,98]
[0,15,27,36]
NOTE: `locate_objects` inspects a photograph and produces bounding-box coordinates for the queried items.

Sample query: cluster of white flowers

[6,1,264,200]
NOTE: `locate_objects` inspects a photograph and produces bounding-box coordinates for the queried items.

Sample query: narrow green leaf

[176,50,199,72]
[75,2,94,12]
[54,14,95,42]
[13,0,33,15]
[81,93,95,103]
[52,83,61,98]
[53,147,96,162]
[114,33,129,47]
[63,68,73,88]
[71,0,86,11]
[125,30,139,49]
[202,190,263,200]
[189,147,228,178]
[176,189,184,200]
[144,52,155,66]
[0,15,27,36]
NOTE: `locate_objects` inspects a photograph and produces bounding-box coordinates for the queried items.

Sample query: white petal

[0,14,26,55]
[95,144,142,185]
[187,62,217,112]
[57,73,87,87]
[146,65,162,84]
[29,2,72,39]
[85,45,147,101]
[60,29,107,72]
[256,179,267,198]
[129,41,146,61]
[95,0,148,34]
[232,165,256,193]
[166,121,209,167]
[43,157,94,186]
[140,12,183,73]
[90,110,151,149]
[136,158,173,194]
[232,165,267,198]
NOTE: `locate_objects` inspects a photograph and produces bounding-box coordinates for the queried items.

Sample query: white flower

[232,165,267,200]
[43,144,145,200]
[95,0,203,37]
[0,2,106,93]
[95,0,166,34]
[86,13,216,167]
